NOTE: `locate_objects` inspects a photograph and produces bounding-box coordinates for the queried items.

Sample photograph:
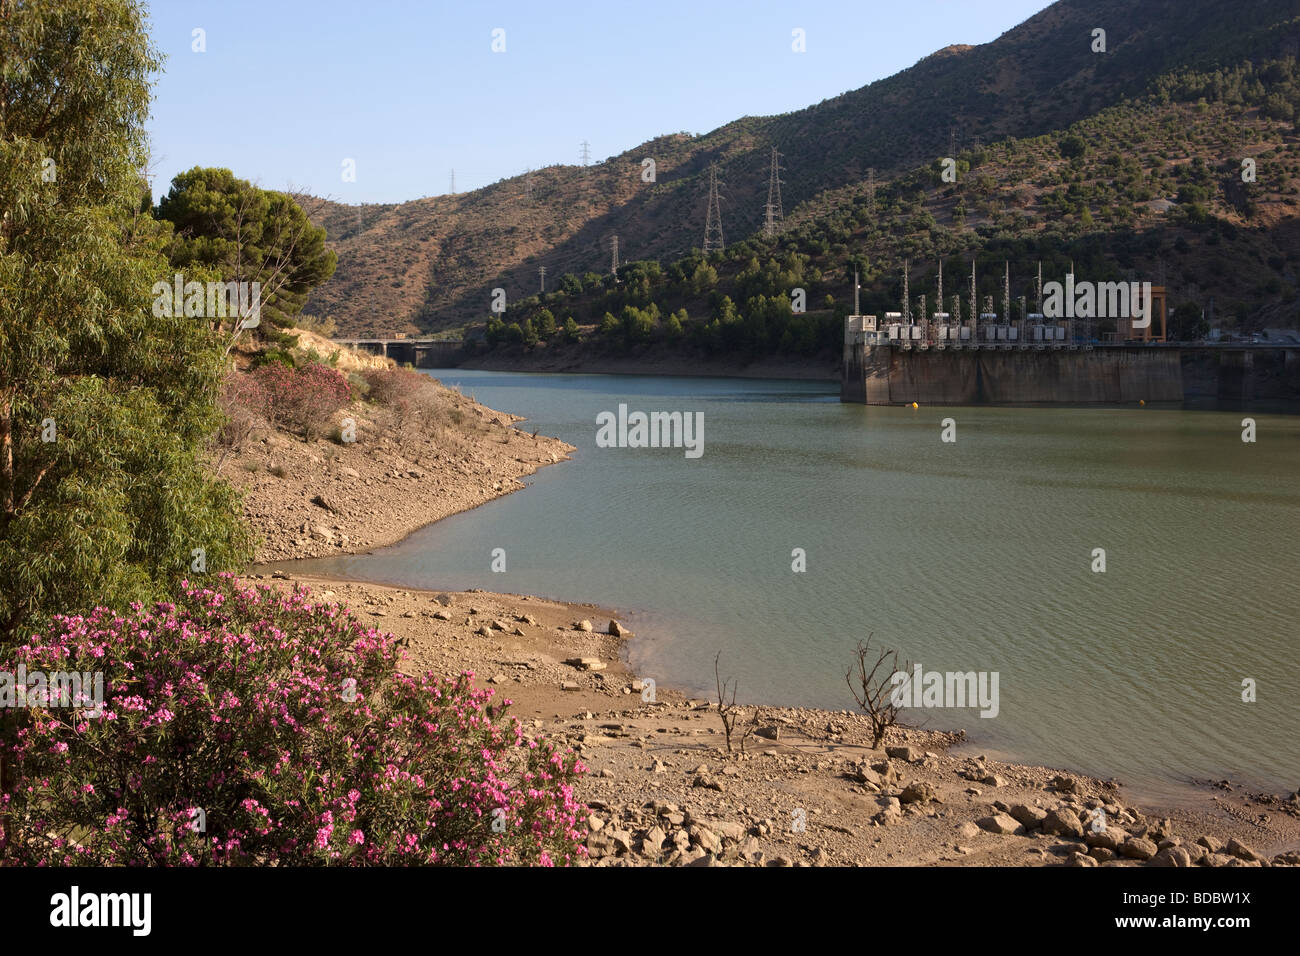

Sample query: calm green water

[288,370,1300,799]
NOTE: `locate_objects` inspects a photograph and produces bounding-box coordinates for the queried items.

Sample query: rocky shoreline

[255,574,1300,868]
[233,365,1300,867]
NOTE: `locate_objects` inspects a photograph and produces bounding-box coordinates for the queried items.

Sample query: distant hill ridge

[300,0,1300,337]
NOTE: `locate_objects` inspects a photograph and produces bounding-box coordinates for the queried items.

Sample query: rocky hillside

[300,0,1300,337]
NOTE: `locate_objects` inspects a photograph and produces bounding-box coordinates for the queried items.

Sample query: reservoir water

[289,369,1300,800]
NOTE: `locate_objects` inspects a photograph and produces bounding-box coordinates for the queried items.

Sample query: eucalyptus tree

[0,0,254,651]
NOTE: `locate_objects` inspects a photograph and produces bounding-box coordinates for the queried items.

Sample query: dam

[841,315,1298,405]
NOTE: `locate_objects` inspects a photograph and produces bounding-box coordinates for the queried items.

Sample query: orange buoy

[1139,399,1145,406]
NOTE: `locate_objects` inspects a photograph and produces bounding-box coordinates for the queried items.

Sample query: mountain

[300,0,1300,337]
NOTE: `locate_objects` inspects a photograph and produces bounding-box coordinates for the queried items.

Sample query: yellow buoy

[1139,399,1145,406]
[911,402,918,408]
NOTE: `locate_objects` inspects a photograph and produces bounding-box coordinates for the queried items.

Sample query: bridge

[337,338,465,368]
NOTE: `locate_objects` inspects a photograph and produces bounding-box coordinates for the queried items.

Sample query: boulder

[1041,807,1085,839]
[1009,804,1048,829]
[1148,846,1193,867]
[691,827,722,855]
[712,821,746,842]
[977,813,1025,835]
[641,826,667,856]
[900,782,937,805]
[1085,828,1121,851]
[853,766,883,788]
[608,619,631,637]
[1226,838,1261,862]
[886,745,920,762]
[574,619,593,632]
[1119,837,1158,861]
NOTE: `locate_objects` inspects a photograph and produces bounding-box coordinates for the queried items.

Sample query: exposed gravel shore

[252,570,1300,868]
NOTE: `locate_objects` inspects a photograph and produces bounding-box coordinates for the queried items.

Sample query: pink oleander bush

[0,574,586,866]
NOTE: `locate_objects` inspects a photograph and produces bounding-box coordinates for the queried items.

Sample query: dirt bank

[218,374,574,563]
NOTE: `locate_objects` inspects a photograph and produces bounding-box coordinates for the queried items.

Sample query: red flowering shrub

[244,362,352,439]
[0,575,587,866]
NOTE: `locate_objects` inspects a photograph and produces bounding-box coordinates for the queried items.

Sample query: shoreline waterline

[266,368,1298,810]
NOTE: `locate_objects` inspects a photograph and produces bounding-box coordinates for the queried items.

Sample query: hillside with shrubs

[464,56,1300,370]
[301,0,1300,343]
[211,336,573,562]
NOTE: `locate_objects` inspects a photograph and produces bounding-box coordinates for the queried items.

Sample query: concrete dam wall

[843,345,1186,405]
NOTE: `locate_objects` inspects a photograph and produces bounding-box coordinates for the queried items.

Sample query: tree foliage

[155,167,337,347]
[0,0,254,649]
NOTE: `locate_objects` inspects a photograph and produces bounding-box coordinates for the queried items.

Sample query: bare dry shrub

[845,635,910,749]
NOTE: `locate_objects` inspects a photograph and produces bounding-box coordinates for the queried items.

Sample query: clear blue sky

[143,0,1051,205]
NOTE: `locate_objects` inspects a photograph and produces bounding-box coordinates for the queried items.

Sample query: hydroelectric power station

[838,260,1289,405]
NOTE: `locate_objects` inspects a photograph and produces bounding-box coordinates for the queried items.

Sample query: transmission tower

[936,259,943,318]
[538,266,547,293]
[610,235,620,279]
[703,164,725,253]
[969,260,977,336]
[579,140,591,166]
[524,168,533,200]
[450,169,455,194]
[902,259,911,325]
[763,147,784,238]
[1003,261,1010,322]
